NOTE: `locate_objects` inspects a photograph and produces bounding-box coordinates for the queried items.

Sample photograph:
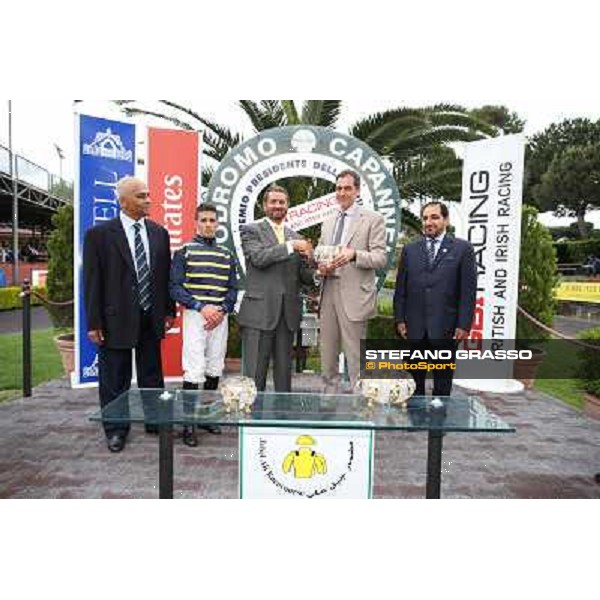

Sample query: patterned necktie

[133,222,151,311]
[332,212,346,245]
[427,237,436,266]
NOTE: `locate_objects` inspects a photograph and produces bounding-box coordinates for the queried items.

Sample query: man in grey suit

[316,170,387,393]
[393,201,477,396]
[237,185,315,392]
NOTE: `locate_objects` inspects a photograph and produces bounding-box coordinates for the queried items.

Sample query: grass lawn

[533,335,590,411]
[0,328,64,403]
[535,378,586,410]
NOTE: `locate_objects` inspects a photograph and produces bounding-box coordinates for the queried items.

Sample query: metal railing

[0,143,72,194]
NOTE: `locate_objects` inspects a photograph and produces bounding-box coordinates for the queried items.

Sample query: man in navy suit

[84,177,176,452]
[393,201,477,396]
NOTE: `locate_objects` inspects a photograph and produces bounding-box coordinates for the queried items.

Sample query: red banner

[148,128,200,378]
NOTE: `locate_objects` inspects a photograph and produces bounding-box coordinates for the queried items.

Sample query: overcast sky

[2,97,599,228]
[3,98,600,177]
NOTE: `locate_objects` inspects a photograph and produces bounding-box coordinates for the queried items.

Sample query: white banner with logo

[240,427,374,499]
[454,134,525,392]
[284,192,338,232]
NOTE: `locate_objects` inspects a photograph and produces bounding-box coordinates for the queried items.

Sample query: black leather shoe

[182,426,198,447]
[107,434,126,453]
[145,425,159,434]
[200,425,222,435]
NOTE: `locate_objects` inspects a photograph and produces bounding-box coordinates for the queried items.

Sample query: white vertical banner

[240,428,374,499]
[454,135,525,392]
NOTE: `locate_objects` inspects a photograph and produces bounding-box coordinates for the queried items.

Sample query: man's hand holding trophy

[315,245,356,276]
[291,238,313,259]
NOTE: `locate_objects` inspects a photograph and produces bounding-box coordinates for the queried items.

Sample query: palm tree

[115,100,499,234]
[116,100,343,187]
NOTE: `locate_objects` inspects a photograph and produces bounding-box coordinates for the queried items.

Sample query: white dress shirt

[427,231,446,260]
[120,211,151,273]
[331,201,359,246]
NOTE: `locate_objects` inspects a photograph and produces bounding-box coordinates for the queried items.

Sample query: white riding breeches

[182,309,228,384]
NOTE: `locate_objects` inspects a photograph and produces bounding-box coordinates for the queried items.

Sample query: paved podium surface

[88,389,514,498]
[1,374,599,498]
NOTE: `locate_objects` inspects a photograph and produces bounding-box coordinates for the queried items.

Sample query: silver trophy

[314,245,343,269]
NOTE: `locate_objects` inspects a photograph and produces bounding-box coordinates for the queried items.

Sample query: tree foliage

[49,179,74,202]
[524,118,600,206]
[517,205,558,341]
[46,204,74,328]
[534,144,600,238]
[469,105,525,135]
[115,100,519,233]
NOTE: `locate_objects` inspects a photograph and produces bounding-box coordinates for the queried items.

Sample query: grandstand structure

[0,143,71,226]
[0,143,72,284]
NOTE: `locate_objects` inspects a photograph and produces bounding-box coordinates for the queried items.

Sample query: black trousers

[98,311,164,437]
[241,308,294,392]
[409,335,457,397]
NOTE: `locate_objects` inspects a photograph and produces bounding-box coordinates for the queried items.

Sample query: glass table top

[89,389,515,433]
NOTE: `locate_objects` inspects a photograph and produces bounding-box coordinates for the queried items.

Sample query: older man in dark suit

[394,201,477,397]
[237,184,314,392]
[83,176,175,452]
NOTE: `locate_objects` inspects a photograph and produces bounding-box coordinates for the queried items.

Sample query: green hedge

[554,239,600,263]
[227,318,242,358]
[377,295,393,317]
[0,287,46,311]
[577,327,600,396]
[46,204,74,328]
[517,206,558,341]
[367,315,395,339]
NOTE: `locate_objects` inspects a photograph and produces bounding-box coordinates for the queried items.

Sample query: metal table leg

[159,424,174,499]
[426,430,444,499]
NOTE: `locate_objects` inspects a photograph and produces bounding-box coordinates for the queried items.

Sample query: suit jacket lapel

[344,208,363,246]
[323,216,335,245]
[261,219,279,245]
[110,218,136,273]
[432,235,453,269]
[420,237,430,269]
[146,220,159,270]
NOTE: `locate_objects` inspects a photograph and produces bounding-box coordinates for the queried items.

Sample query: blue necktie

[133,222,151,311]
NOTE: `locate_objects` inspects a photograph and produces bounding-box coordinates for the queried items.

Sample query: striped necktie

[427,237,436,266]
[133,222,151,311]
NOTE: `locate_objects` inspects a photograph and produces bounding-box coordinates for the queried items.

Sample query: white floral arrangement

[355,377,416,409]
[220,376,258,413]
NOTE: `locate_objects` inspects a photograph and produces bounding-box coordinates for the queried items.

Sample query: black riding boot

[204,376,220,390]
[202,376,221,434]
[182,381,199,447]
